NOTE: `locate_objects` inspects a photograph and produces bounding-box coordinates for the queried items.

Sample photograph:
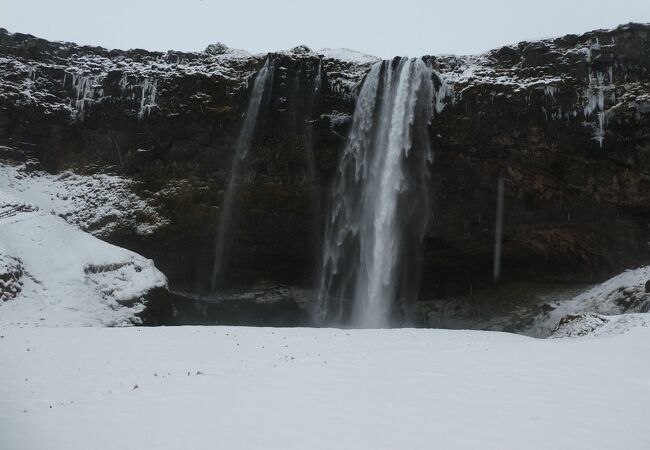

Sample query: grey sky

[1,0,649,57]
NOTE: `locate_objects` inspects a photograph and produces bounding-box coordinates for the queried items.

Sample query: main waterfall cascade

[211,58,274,291]
[318,57,437,328]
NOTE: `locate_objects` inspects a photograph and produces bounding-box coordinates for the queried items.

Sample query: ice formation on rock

[138,78,158,119]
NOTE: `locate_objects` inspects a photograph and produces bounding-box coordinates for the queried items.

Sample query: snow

[0,33,259,121]
[550,313,648,338]
[0,251,24,302]
[534,265,650,335]
[0,181,167,327]
[1,324,649,450]
[204,42,251,60]
[319,48,380,65]
[435,54,567,93]
[0,162,167,237]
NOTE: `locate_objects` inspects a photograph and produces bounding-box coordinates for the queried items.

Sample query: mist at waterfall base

[318,58,435,328]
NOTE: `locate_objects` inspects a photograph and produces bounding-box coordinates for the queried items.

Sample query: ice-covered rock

[205,42,230,56]
[550,313,648,338]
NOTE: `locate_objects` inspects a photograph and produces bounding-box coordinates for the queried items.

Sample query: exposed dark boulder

[0,254,24,302]
[169,286,313,327]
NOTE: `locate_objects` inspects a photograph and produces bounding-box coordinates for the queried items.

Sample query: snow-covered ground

[0,324,649,450]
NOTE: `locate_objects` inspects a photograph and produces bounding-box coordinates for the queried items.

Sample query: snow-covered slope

[531,266,650,336]
[0,165,168,326]
[550,312,648,338]
[1,325,649,450]
[0,160,167,237]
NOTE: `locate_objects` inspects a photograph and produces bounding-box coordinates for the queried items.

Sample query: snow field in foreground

[1,325,649,450]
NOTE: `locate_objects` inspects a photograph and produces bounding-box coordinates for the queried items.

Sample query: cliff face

[1,24,649,300]
[427,24,650,293]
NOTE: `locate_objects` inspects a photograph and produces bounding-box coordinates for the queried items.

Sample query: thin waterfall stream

[211,59,274,292]
[210,57,323,293]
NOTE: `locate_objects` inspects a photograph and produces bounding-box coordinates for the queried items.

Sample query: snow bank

[551,313,648,338]
[1,325,649,450]
[533,266,650,335]
[0,187,167,327]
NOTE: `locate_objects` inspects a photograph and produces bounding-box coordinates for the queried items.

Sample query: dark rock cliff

[1,24,649,308]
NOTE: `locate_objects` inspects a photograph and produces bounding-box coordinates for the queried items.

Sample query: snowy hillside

[0,163,168,326]
[0,160,167,237]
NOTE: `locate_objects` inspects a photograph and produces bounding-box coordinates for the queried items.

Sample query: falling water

[318,58,435,328]
[493,177,505,282]
[210,58,274,291]
[297,61,323,275]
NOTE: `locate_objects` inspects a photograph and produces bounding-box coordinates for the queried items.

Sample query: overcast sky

[1,0,649,57]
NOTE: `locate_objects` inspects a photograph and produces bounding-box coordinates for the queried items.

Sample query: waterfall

[318,57,434,328]
[297,61,323,276]
[210,58,274,291]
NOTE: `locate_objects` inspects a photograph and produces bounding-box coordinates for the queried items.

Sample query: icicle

[138,78,158,120]
[434,73,454,113]
[583,69,612,147]
[544,86,558,98]
[70,74,98,121]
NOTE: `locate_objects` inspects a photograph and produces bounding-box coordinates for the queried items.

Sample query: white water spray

[318,58,435,327]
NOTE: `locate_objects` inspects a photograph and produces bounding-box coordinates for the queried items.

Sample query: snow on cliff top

[318,48,380,65]
[0,166,167,327]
